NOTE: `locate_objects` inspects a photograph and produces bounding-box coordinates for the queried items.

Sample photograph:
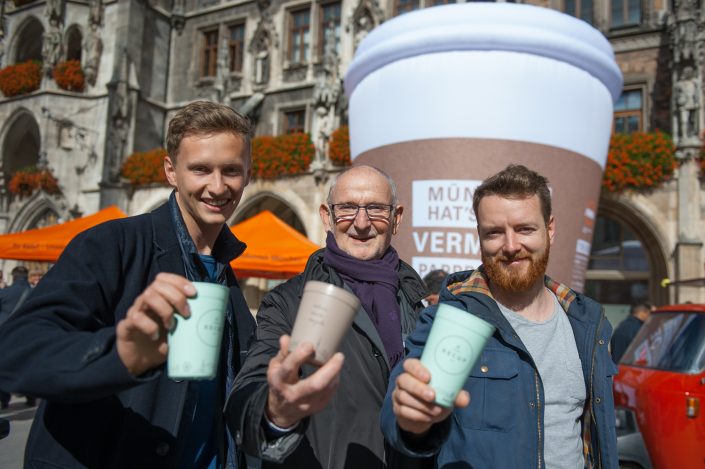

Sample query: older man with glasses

[226,165,429,469]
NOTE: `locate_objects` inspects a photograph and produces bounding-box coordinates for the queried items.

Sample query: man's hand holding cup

[392,358,470,436]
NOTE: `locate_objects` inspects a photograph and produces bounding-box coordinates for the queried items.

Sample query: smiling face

[477,194,554,293]
[320,167,403,261]
[164,132,250,250]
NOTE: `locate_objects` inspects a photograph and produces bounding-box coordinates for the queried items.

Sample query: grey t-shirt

[497,292,586,469]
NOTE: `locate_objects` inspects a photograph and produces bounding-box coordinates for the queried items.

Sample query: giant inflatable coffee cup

[344,3,623,291]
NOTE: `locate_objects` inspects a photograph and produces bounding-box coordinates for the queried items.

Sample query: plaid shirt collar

[447,265,577,312]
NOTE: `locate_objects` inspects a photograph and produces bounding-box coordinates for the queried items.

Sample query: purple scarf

[323,232,404,368]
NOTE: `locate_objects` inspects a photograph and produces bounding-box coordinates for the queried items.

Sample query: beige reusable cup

[344,3,623,292]
[289,281,361,365]
[167,282,229,380]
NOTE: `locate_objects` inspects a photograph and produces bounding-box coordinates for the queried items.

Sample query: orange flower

[251,133,314,180]
[121,148,168,186]
[8,167,60,198]
[0,61,41,97]
[53,60,85,92]
[603,131,676,192]
[329,126,351,166]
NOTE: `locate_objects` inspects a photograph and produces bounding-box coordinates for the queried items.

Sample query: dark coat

[0,203,256,469]
[610,315,644,363]
[381,269,619,469]
[226,249,429,469]
[0,277,30,327]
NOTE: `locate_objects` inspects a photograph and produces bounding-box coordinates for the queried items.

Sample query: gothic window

[319,2,342,57]
[611,0,641,28]
[200,29,219,78]
[614,89,643,133]
[2,112,40,190]
[394,0,420,16]
[65,26,83,62]
[563,0,593,25]
[15,17,44,63]
[229,23,245,73]
[282,109,306,134]
[288,8,311,64]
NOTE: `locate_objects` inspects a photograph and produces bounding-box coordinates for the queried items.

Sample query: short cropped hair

[472,164,551,224]
[630,303,651,316]
[326,165,398,206]
[11,266,28,282]
[423,269,448,293]
[166,101,253,164]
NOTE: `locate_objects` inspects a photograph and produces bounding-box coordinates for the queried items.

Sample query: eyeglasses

[329,203,394,221]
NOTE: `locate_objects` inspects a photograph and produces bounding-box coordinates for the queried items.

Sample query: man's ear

[319,204,333,232]
[547,215,556,246]
[392,205,404,235]
[164,155,177,188]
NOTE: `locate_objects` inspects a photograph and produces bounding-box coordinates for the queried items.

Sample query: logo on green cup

[197,310,224,347]
[434,336,473,375]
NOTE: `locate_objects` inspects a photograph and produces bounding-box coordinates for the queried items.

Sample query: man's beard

[482,238,550,292]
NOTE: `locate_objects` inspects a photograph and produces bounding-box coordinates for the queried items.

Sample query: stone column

[669,0,704,303]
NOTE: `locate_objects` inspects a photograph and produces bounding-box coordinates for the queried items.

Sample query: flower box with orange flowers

[121,148,168,186]
[329,125,351,166]
[251,133,314,179]
[602,131,677,193]
[9,167,61,198]
[53,60,85,92]
[0,61,41,97]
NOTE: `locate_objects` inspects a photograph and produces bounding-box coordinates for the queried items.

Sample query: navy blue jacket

[0,203,256,469]
[381,269,618,469]
[609,315,643,363]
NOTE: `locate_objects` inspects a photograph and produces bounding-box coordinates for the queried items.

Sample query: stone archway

[234,193,307,236]
[232,193,309,311]
[2,111,41,190]
[585,196,669,327]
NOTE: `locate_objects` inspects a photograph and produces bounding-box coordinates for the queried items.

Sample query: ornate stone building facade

[0,0,703,316]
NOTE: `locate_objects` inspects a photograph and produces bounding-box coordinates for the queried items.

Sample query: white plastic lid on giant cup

[344,3,623,167]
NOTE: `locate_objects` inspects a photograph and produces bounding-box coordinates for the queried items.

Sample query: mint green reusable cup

[167,282,229,380]
[420,303,496,407]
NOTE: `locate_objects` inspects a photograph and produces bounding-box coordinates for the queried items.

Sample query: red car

[613,304,705,469]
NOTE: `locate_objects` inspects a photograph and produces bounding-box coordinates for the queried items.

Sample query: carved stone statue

[105,51,132,182]
[312,28,341,162]
[88,0,103,27]
[82,23,102,86]
[253,41,270,85]
[42,18,62,77]
[348,0,383,50]
[249,0,278,87]
[44,0,64,24]
[354,13,372,48]
[674,66,701,140]
[213,36,231,103]
[670,0,700,64]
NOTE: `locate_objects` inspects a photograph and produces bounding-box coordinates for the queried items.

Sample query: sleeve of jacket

[381,303,453,458]
[0,221,150,403]
[225,278,309,463]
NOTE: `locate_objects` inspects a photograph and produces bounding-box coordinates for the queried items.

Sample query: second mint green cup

[420,303,496,407]
[167,282,229,380]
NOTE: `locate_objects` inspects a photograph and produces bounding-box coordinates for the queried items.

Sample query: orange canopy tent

[0,206,127,262]
[230,210,320,279]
